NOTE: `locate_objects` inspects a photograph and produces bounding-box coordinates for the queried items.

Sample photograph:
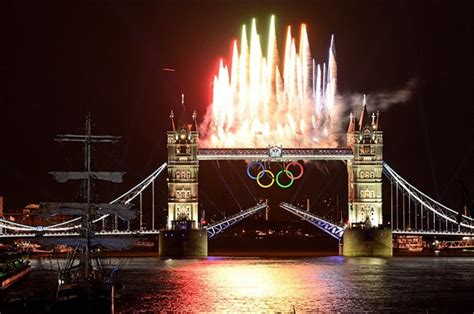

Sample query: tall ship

[39,113,136,312]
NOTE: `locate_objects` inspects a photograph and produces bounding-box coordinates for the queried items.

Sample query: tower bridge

[1,105,473,257]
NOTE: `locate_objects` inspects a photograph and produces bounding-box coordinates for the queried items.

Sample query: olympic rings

[285,161,304,180]
[276,170,295,188]
[256,170,275,188]
[246,161,265,180]
[247,161,304,188]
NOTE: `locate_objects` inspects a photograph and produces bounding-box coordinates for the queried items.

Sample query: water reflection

[121,258,356,312]
[6,257,473,312]
[115,257,474,312]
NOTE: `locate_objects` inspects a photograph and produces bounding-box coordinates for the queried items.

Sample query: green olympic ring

[276,170,295,188]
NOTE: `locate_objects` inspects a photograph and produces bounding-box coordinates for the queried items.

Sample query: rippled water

[114,256,474,312]
[6,256,474,312]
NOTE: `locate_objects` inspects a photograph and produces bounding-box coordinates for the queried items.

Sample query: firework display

[200,16,338,148]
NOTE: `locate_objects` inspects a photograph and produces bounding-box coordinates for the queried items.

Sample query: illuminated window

[360,188,375,198]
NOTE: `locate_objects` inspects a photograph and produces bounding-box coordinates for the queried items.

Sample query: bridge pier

[342,228,392,257]
[159,229,208,257]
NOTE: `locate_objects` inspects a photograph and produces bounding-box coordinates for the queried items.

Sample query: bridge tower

[159,101,208,257]
[344,97,392,256]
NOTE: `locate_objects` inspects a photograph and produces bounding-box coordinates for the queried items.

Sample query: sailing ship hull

[0,265,31,290]
[55,283,114,313]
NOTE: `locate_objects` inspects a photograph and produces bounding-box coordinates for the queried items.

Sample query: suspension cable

[0,162,167,233]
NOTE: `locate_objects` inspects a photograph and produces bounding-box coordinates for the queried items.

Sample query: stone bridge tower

[165,109,199,230]
[344,97,392,257]
[346,101,383,227]
[159,98,208,257]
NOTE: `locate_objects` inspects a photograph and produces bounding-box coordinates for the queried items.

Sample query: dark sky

[0,0,472,223]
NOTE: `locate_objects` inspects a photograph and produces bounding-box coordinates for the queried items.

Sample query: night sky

[1,1,472,224]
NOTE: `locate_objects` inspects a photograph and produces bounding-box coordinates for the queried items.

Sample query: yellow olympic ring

[256,169,275,188]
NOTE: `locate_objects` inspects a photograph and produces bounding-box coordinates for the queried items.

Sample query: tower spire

[375,110,380,130]
[192,110,198,131]
[169,110,176,131]
[358,94,370,131]
[181,93,185,112]
[347,112,355,133]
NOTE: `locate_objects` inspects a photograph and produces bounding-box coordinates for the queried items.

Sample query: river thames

[6,256,473,313]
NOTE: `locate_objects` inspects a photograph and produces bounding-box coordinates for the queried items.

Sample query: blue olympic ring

[246,161,265,180]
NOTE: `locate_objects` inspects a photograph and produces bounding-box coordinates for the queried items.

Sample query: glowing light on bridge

[200,16,338,148]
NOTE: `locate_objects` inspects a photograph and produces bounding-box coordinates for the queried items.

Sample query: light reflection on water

[5,256,473,312]
[113,256,474,312]
[168,259,329,312]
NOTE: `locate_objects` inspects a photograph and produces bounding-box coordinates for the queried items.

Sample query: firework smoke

[199,17,414,148]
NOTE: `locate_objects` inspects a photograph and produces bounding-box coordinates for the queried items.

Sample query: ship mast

[41,113,133,280]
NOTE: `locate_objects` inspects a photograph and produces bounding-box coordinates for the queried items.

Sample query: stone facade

[346,105,383,227]
[166,111,200,230]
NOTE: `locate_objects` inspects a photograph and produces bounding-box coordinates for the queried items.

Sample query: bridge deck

[197,148,353,161]
[392,230,474,237]
[0,230,160,239]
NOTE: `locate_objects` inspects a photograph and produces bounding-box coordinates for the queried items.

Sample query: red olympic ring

[285,161,304,180]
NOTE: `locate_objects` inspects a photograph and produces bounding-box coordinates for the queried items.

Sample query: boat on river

[0,249,31,290]
[37,114,136,313]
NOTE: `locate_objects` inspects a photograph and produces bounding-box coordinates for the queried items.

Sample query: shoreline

[28,249,474,258]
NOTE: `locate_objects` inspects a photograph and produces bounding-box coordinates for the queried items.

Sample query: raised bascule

[1,17,473,257]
